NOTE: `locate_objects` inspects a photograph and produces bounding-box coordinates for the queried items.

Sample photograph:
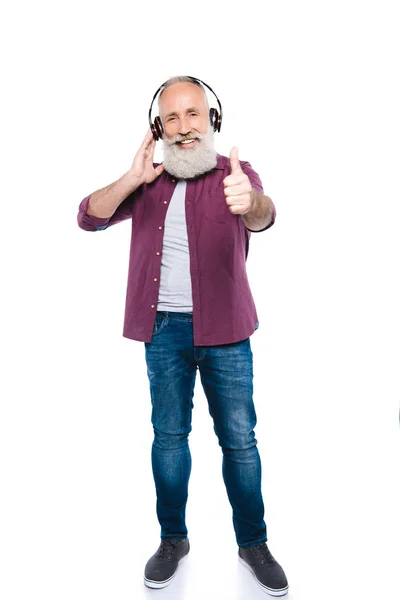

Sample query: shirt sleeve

[77,190,136,232]
[239,160,276,233]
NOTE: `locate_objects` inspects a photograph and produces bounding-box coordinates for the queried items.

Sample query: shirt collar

[215,153,227,170]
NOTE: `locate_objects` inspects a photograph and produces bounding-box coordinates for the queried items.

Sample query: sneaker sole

[238,556,289,597]
[144,554,188,589]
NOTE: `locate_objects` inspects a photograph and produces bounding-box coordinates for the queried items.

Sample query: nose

[178,115,191,136]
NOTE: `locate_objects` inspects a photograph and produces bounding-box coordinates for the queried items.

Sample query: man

[77,76,289,596]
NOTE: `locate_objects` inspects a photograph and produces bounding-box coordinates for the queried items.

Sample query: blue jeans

[144,311,267,549]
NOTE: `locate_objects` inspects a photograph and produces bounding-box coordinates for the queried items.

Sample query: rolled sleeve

[77,191,137,232]
[77,195,112,232]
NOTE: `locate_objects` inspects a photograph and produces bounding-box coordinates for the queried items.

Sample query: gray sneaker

[238,542,289,596]
[144,538,190,589]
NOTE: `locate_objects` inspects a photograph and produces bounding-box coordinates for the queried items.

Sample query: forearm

[241,190,275,231]
[87,171,143,218]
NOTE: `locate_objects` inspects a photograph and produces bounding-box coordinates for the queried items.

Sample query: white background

[1,1,399,599]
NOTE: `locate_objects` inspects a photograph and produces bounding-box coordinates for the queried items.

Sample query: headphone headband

[148,76,223,140]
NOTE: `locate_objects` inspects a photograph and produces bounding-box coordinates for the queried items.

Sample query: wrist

[125,170,144,190]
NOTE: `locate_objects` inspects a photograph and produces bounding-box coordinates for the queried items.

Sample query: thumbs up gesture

[223,147,254,215]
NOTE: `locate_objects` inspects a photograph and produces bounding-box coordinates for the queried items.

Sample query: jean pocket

[152,314,167,336]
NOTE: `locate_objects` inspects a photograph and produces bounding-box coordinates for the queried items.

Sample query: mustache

[164,132,205,145]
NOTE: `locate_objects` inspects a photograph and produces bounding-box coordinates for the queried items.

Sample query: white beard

[161,125,217,179]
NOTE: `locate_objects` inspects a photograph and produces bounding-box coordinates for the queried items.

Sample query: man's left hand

[223,147,254,215]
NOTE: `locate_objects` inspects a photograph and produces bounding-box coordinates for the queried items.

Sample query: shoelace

[251,543,274,565]
[156,538,182,560]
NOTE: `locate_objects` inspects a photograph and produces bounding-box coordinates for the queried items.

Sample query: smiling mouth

[177,139,198,147]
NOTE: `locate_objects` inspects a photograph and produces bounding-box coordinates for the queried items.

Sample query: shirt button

[156,252,160,256]
[172,179,175,182]
[158,226,163,230]
[154,278,158,282]
[164,200,168,204]
[151,305,155,309]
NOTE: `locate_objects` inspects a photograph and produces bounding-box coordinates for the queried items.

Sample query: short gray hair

[158,76,208,106]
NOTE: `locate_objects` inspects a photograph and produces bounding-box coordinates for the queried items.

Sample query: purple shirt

[77,154,276,345]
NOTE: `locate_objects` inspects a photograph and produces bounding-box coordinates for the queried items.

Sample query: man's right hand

[129,129,165,185]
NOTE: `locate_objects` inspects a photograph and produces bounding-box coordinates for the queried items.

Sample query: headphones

[148,76,223,141]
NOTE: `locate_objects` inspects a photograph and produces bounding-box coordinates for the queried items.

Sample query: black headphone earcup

[150,123,158,141]
[154,116,164,140]
[209,108,219,132]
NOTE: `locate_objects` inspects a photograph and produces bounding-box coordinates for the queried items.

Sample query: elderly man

[77,76,289,596]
